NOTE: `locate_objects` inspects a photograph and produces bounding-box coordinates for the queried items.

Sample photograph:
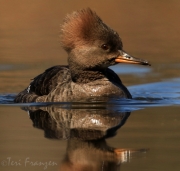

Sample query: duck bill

[115,50,151,66]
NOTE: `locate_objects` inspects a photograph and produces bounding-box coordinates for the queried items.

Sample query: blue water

[1,78,180,111]
[0,68,180,171]
[110,64,151,75]
[1,66,180,171]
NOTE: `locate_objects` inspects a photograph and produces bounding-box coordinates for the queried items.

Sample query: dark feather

[29,65,69,95]
[14,65,70,102]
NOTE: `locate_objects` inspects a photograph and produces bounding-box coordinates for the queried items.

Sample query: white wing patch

[27,85,31,93]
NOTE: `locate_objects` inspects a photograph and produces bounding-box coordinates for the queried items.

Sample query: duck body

[14,8,150,103]
[14,65,131,102]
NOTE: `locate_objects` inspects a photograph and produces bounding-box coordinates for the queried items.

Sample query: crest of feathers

[60,8,117,52]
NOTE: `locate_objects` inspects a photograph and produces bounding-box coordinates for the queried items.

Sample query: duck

[14,8,150,103]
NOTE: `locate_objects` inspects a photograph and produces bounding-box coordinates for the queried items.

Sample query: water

[1,1,180,171]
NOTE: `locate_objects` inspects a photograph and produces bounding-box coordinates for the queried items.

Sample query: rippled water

[0,77,180,171]
[1,1,180,171]
[1,77,180,107]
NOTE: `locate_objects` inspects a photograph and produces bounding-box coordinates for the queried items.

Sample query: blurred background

[1,1,180,171]
[0,0,180,92]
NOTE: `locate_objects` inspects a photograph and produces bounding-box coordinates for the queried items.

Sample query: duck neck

[70,67,106,83]
[68,52,108,83]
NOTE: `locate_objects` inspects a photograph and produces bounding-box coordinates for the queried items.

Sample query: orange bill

[115,50,151,66]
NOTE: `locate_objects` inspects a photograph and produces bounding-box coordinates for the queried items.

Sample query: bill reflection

[24,104,148,171]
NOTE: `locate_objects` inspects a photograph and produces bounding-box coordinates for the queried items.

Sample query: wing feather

[29,65,70,95]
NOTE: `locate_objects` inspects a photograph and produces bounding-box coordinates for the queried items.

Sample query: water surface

[0,1,180,171]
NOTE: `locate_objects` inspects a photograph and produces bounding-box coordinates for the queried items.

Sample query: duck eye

[101,44,109,50]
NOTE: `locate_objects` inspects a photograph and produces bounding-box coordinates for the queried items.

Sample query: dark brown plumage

[14,8,150,103]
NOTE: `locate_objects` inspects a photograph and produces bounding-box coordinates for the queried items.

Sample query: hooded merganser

[14,8,150,103]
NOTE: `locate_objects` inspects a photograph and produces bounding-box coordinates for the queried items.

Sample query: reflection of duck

[28,105,130,140]
[14,8,150,103]
[61,139,148,171]
[26,105,148,170]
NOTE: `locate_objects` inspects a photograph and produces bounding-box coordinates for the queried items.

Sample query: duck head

[60,8,150,81]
